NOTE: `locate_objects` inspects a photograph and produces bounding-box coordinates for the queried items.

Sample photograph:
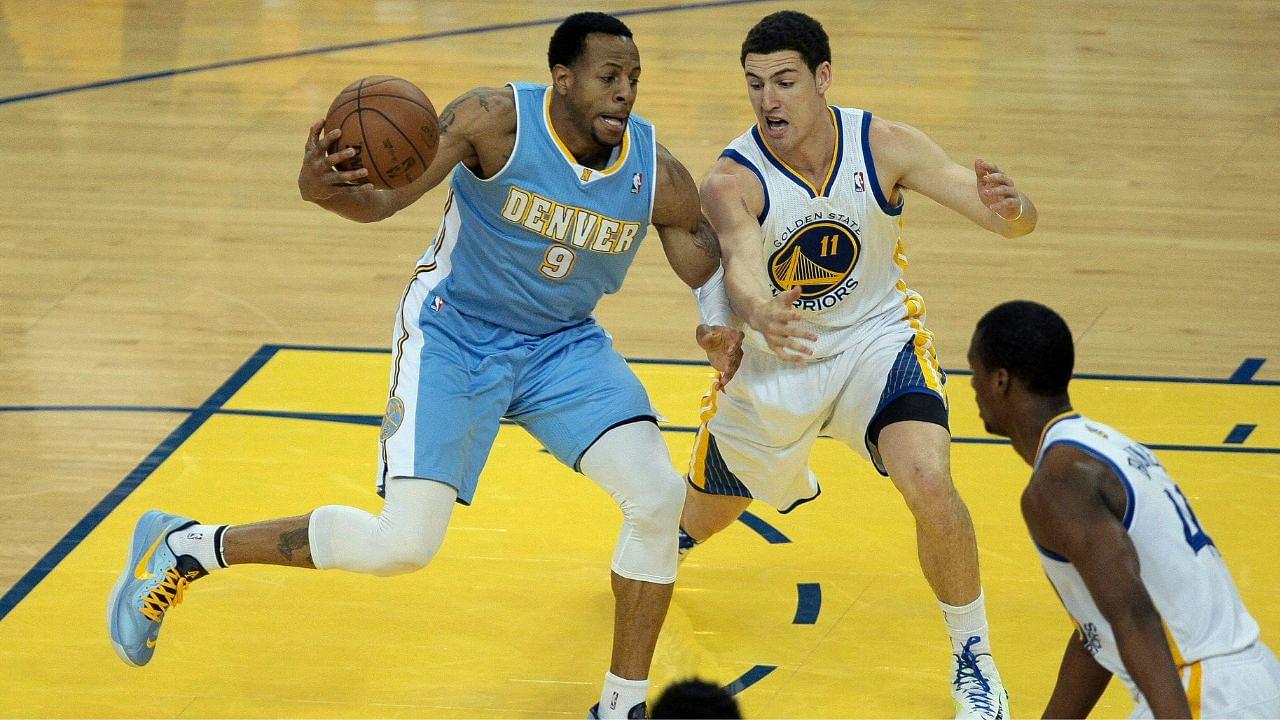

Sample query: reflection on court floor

[0,347,1275,718]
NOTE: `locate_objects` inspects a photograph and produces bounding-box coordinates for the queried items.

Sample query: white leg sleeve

[579,421,684,584]
[308,477,456,576]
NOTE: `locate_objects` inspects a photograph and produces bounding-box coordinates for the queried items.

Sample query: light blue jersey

[420,82,657,335]
[379,82,661,502]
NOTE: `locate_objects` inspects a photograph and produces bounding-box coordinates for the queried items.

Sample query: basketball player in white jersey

[968,300,1280,718]
[682,11,1037,718]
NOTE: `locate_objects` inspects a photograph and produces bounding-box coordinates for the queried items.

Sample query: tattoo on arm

[276,528,309,561]
[437,88,497,135]
[693,214,720,259]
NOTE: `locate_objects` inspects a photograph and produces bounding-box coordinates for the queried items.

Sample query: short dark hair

[547,12,633,69]
[974,300,1075,396]
[740,11,831,72]
[651,678,742,719]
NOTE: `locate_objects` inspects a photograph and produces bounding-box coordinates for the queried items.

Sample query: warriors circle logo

[767,220,861,310]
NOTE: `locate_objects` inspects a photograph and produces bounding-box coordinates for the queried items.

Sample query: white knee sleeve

[580,421,685,584]
[308,478,456,576]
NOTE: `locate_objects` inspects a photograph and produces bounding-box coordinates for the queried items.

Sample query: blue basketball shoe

[107,510,208,666]
[587,701,646,718]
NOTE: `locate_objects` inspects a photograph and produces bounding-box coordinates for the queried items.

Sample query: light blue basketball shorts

[377,278,655,504]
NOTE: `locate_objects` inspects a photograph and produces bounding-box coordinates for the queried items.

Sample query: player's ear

[551,64,573,95]
[814,61,831,95]
[994,367,1011,394]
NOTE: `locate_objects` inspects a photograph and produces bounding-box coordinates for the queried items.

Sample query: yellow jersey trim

[755,106,842,197]
[542,87,631,180]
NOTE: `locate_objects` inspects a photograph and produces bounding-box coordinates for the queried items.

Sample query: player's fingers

[306,120,325,150]
[981,171,1010,187]
[317,127,342,152]
[995,197,1022,218]
[335,168,369,184]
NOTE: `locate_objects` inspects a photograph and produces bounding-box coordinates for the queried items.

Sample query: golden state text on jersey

[767,211,862,311]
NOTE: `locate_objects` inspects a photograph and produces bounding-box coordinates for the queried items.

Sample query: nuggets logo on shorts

[767,220,861,310]
[380,396,405,442]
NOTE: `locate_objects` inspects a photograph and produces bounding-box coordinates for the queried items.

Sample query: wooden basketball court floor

[1,1,1277,717]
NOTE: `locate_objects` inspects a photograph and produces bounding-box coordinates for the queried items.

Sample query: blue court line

[737,510,791,544]
[1230,358,1267,383]
[0,405,195,414]
[723,664,777,696]
[5,407,1280,456]
[217,408,382,426]
[0,0,775,107]
[0,346,281,623]
[272,345,1280,386]
[1225,424,1257,445]
[793,583,821,624]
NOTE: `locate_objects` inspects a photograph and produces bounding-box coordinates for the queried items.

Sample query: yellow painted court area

[0,347,1277,718]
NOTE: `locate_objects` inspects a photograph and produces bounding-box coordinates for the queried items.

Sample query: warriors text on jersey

[1034,413,1261,695]
[721,106,925,359]
[417,82,657,335]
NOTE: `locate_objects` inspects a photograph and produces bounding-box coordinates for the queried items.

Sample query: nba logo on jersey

[431,296,444,312]
[631,172,643,194]
[854,171,866,192]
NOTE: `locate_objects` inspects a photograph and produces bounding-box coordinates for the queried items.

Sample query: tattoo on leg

[276,528,309,561]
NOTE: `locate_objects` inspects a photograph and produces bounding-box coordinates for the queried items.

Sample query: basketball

[323,76,439,189]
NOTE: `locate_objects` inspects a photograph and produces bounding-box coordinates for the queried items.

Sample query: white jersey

[722,106,924,359]
[1035,413,1261,697]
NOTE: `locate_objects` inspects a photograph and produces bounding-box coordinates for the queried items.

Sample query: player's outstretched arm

[652,143,721,288]
[871,117,1037,238]
[298,86,513,223]
[701,158,816,362]
[1023,447,1191,719]
[1042,631,1113,718]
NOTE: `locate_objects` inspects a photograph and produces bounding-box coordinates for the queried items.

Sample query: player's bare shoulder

[438,85,517,177]
[701,154,765,220]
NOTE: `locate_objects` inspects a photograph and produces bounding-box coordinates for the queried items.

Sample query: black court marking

[0,345,280,623]
[794,583,822,624]
[0,0,777,107]
[1230,358,1267,383]
[723,664,778,696]
[1226,424,1257,445]
[737,510,791,544]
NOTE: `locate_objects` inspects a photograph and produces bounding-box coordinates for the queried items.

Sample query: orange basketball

[323,76,439,190]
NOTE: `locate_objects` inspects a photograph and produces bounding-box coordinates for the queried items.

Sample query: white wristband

[694,266,732,327]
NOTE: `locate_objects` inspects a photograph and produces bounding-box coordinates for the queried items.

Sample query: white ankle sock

[598,672,648,718]
[165,523,227,571]
[940,589,991,655]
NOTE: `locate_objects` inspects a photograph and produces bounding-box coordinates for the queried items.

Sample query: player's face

[967,339,1006,437]
[743,51,831,151]
[564,33,641,148]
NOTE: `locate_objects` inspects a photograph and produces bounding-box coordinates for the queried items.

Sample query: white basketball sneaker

[952,636,1009,720]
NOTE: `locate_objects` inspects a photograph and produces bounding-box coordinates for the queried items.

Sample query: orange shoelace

[139,566,194,623]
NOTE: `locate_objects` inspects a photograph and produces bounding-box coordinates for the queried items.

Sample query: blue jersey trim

[721,148,770,223]
[1033,539,1070,563]
[860,111,904,216]
[1042,439,1138,529]
[821,106,844,196]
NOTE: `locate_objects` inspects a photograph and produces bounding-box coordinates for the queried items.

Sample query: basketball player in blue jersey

[106,13,733,718]
[968,301,1280,718]
[681,11,1038,719]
